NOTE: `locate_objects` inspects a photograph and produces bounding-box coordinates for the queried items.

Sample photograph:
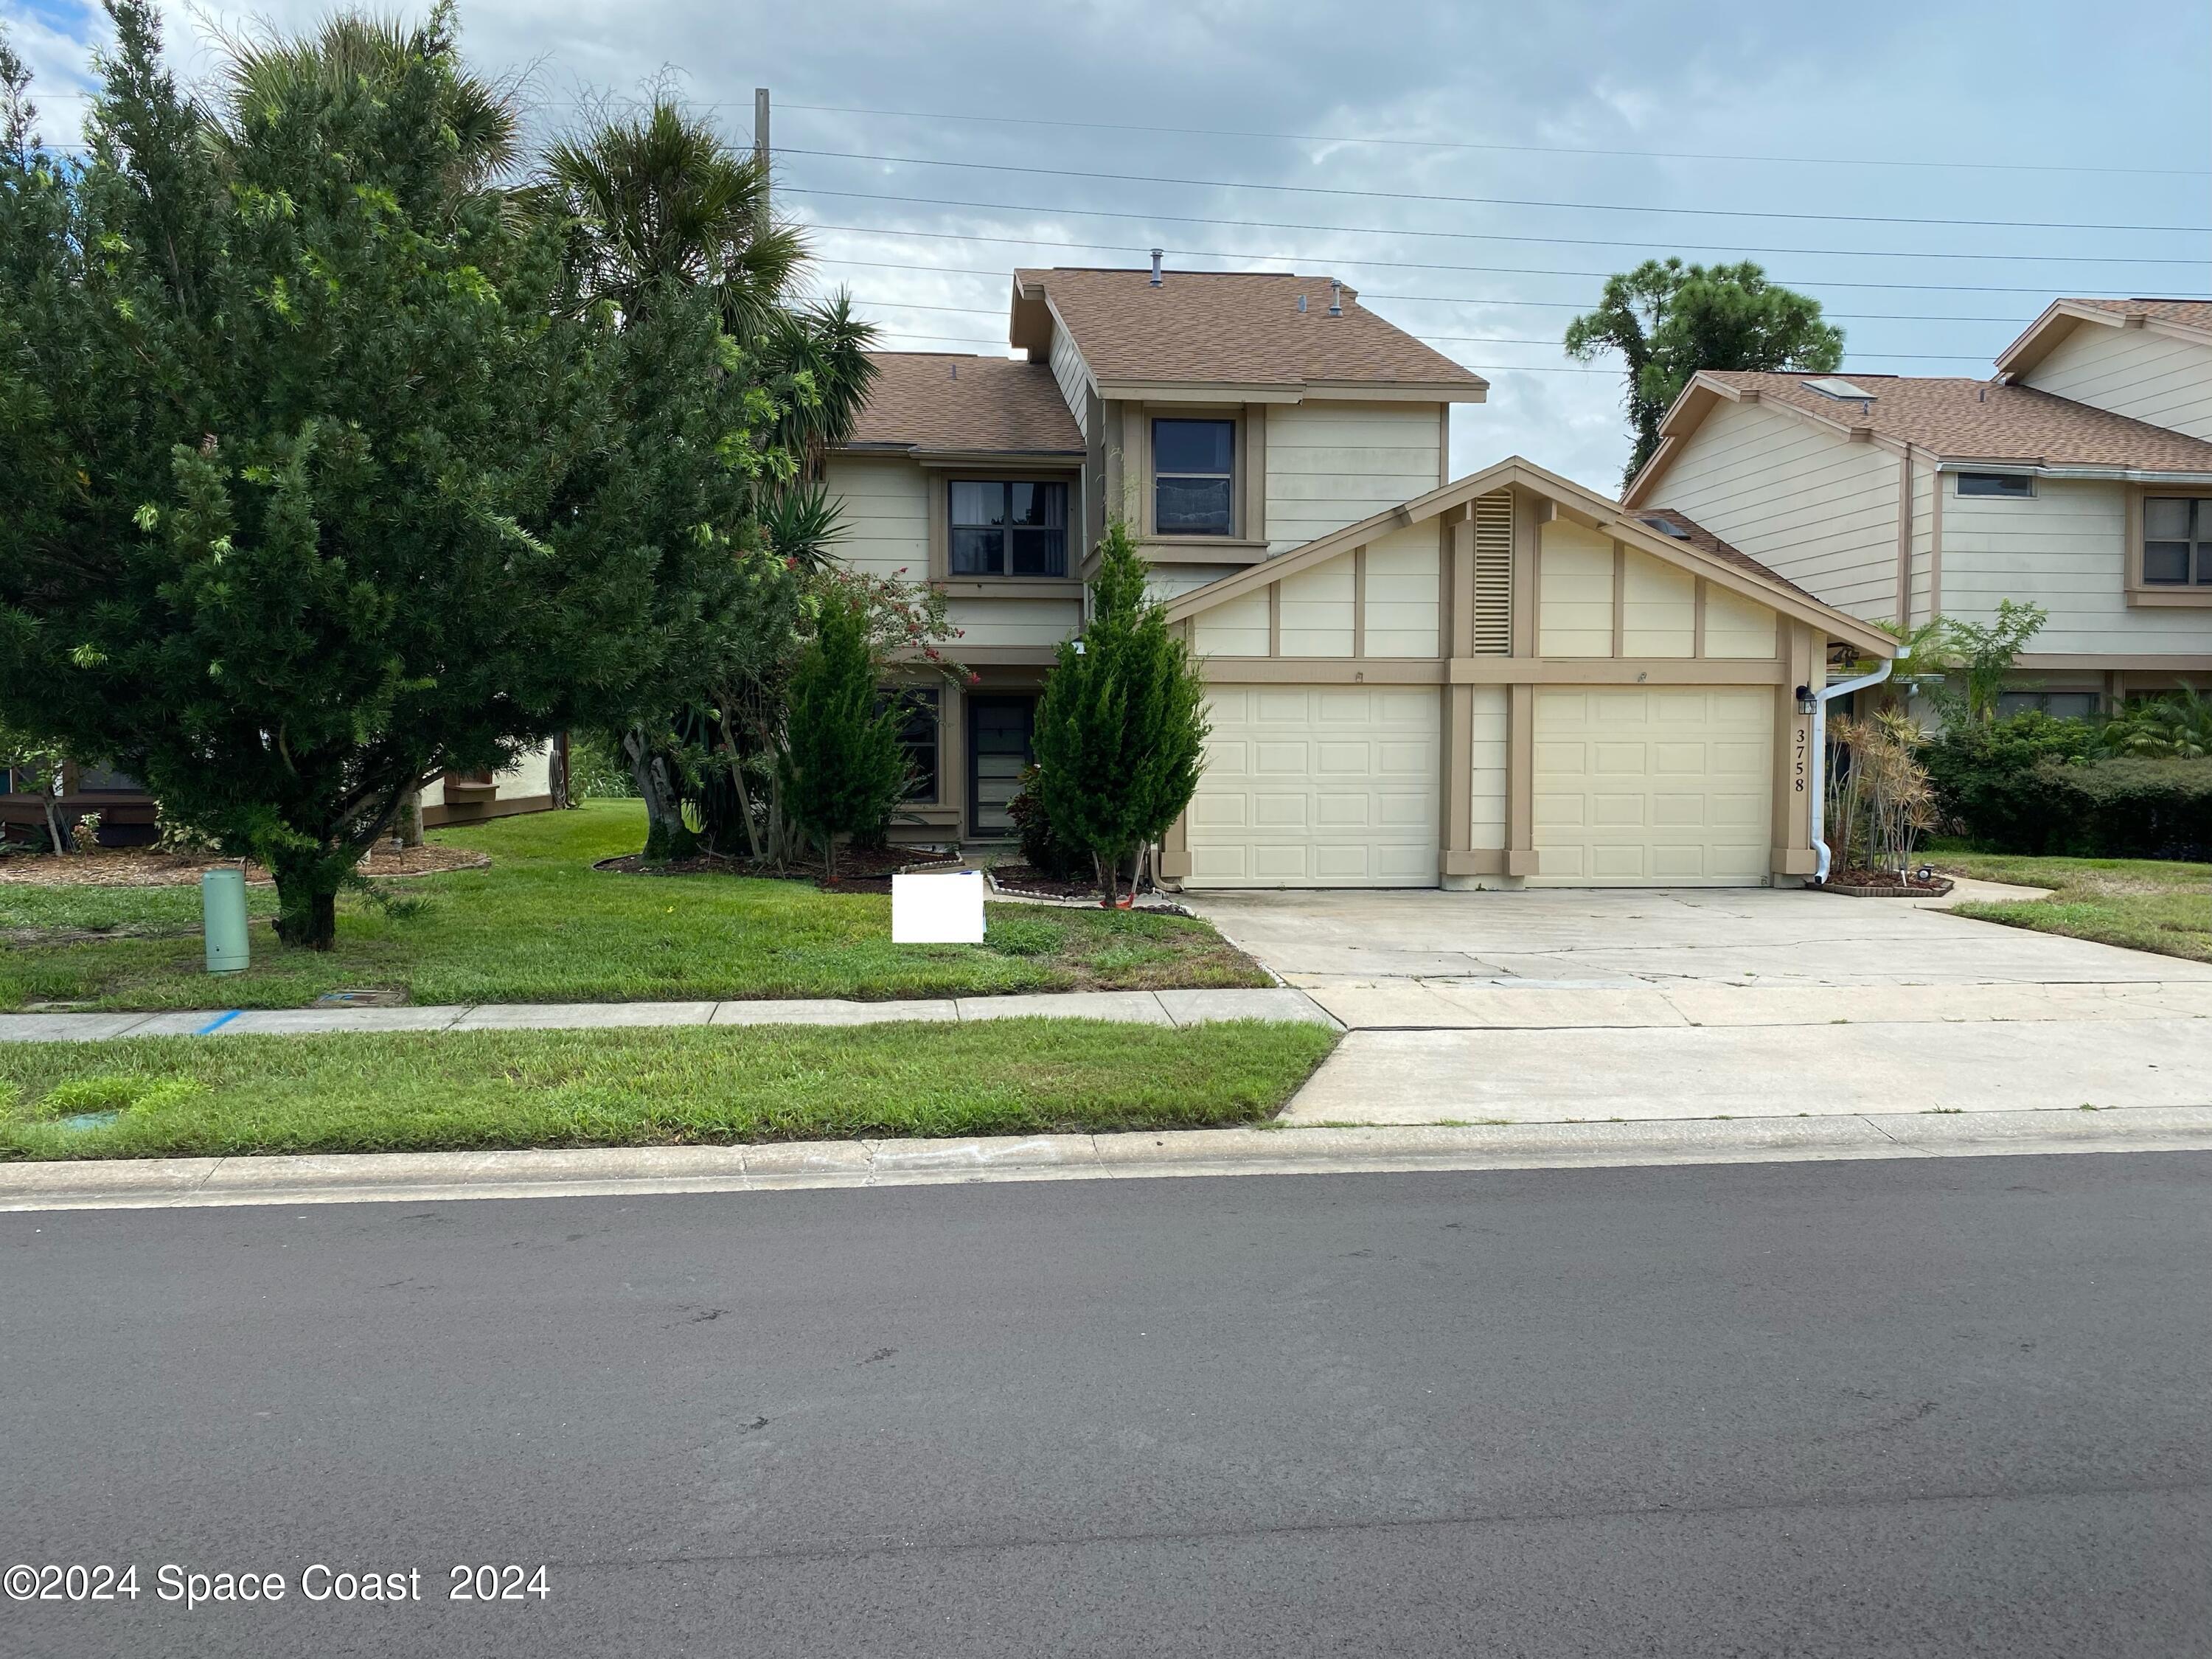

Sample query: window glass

[1997,692,2100,720]
[2143,496,2212,586]
[1153,419,1235,536]
[1956,472,2033,498]
[889,689,939,802]
[950,481,1067,577]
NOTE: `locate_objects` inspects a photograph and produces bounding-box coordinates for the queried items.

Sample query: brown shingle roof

[1627,508,1820,605]
[1015,268,1486,394]
[1697,371,2212,473]
[2062,297,2212,336]
[843,354,1083,455]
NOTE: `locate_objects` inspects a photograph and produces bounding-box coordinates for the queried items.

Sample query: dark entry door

[967,695,1035,838]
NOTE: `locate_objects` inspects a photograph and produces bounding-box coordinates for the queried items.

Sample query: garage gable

[1165,454,1896,662]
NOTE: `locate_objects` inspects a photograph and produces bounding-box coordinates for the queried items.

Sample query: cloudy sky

[7,0,2208,490]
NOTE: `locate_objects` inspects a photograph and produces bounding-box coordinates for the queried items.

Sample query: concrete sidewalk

[0,987,1338,1043]
[6,1105,2211,1211]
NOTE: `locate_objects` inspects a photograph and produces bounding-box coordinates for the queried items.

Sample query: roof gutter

[1801,650,1902,886]
[1931,462,2212,486]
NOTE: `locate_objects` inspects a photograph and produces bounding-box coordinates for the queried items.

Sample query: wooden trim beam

[1446,658,1790,686]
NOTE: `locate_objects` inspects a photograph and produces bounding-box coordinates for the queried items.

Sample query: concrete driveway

[1182,884,2212,1126]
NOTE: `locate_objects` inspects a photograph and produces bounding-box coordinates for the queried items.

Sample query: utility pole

[753,87,771,235]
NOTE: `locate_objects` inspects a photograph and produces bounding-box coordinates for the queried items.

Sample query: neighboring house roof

[840,353,1085,456]
[1995,296,2212,380]
[1008,267,1488,401]
[1625,508,1821,606]
[1623,369,2212,507]
[1165,453,1896,657]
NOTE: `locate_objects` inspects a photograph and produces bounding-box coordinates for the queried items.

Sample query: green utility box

[201,866,250,974]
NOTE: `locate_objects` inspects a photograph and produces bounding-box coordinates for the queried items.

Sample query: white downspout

[1804,648,1904,886]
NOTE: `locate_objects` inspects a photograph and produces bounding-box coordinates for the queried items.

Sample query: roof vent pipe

[1149,248,1164,287]
[1298,293,1307,313]
[1804,648,1903,885]
[1327,278,1343,316]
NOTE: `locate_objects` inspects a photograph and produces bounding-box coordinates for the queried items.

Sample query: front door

[967,695,1035,838]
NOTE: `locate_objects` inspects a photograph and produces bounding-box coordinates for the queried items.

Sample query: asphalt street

[5,1153,2209,1658]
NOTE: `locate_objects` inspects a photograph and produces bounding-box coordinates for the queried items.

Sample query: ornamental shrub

[2029,757,2212,860]
[1032,521,1209,905]
[1922,711,2097,851]
[777,593,908,883]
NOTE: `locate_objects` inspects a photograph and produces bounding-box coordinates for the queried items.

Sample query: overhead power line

[802,258,2041,325]
[779,100,2212,182]
[782,147,2212,237]
[796,217,2170,297]
[787,185,2209,269]
[843,296,1993,360]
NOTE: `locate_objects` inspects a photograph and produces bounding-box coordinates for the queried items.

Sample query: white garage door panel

[1187,688,1440,888]
[1531,687,1773,888]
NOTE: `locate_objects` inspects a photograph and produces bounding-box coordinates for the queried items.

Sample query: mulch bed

[0,843,490,888]
[1816,870,1955,899]
[594,844,966,894]
[986,863,1191,914]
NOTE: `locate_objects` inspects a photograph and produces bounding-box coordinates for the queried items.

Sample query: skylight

[1804,376,1878,402]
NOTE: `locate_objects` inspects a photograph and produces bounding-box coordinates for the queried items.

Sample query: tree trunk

[44,800,68,857]
[270,865,341,950]
[396,788,424,849]
[623,726,682,860]
[822,830,838,885]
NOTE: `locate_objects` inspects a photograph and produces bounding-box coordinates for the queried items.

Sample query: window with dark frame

[1152,418,1236,536]
[2142,496,2212,587]
[949,481,1068,577]
[1956,472,2034,498]
[890,688,940,802]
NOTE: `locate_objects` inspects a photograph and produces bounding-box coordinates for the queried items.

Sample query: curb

[4,1106,2210,1213]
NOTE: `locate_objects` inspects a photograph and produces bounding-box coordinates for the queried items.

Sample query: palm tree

[209,4,518,209]
[534,100,804,336]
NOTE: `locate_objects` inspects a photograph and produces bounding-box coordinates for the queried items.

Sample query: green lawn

[0,1019,1337,1161]
[1933,850,2212,965]
[0,801,1267,1011]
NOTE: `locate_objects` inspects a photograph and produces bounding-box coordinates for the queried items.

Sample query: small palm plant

[1826,711,1938,878]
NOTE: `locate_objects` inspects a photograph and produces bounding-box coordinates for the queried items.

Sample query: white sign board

[891,869,986,945]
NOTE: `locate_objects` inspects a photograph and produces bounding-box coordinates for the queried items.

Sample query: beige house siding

[1263,400,1444,552]
[1193,591,1271,657]
[824,457,931,581]
[1649,398,1902,620]
[1941,477,2207,656]
[1048,327,1093,441]
[1364,524,1441,657]
[1537,520,1615,656]
[1621,550,1696,658]
[945,597,1083,650]
[2020,325,2212,440]
[1278,554,1357,656]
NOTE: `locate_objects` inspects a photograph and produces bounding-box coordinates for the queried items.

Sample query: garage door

[1531,687,1773,886]
[1186,687,1439,887]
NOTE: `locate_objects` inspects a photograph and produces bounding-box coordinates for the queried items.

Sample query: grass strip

[0,801,1267,1010]
[1933,851,2212,965]
[0,1018,1338,1161]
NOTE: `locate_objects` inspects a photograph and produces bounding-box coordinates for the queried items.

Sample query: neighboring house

[830,263,1894,888]
[1622,298,2212,717]
[0,742,562,849]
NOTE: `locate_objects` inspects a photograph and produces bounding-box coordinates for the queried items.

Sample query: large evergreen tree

[1565,259,1844,488]
[0,3,764,944]
[1033,522,1209,906]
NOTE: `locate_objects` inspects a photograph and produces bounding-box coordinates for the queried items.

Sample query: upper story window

[1956,472,2034,498]
[2143,496,2212,586]
[1153,419,1235,536]
[950,481,1068,577]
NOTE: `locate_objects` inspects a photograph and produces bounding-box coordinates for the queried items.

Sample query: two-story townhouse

[1622,298,2212,717]
[832,264,1896,890]
[827,263,1486,844]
